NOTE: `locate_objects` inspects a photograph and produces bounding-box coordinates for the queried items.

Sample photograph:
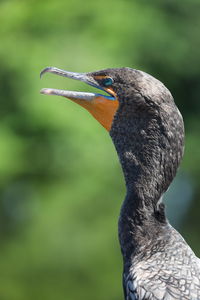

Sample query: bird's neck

[110,104,184,261]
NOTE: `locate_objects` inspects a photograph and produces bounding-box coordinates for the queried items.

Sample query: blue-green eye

[102,77,113,87]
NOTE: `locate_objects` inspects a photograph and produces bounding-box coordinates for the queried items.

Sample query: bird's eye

[102,77,113,87]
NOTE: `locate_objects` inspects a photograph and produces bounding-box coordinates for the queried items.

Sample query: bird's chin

[40,88,118,131]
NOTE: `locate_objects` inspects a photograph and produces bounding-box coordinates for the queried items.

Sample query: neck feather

[110,102,184,260]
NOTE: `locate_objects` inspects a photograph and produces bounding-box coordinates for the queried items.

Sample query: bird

[40,66,200,299]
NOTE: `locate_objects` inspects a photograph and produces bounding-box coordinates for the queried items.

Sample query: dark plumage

[104,68,200,299]
[40,67,200,299]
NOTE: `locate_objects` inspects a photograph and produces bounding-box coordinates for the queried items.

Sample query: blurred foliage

[0,0,200,299]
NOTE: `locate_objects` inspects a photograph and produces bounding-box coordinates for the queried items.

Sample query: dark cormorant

[40,67,200,299]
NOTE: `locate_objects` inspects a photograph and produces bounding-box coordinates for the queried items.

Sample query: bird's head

[40,67,176,132]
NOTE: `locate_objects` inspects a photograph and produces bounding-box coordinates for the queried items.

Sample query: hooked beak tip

[40,67,52,79]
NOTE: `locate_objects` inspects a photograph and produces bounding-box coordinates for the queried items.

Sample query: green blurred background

[0,0,200,299]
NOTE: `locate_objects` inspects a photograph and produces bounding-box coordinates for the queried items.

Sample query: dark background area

[0,0,200,299]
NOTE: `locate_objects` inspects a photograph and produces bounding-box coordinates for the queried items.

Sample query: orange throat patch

[67,95,119,131]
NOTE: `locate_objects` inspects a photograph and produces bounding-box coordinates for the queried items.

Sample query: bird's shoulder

[124,230,200,300]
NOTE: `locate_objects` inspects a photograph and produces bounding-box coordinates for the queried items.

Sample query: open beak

[40,67,114,101]
[40,67,118,131]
